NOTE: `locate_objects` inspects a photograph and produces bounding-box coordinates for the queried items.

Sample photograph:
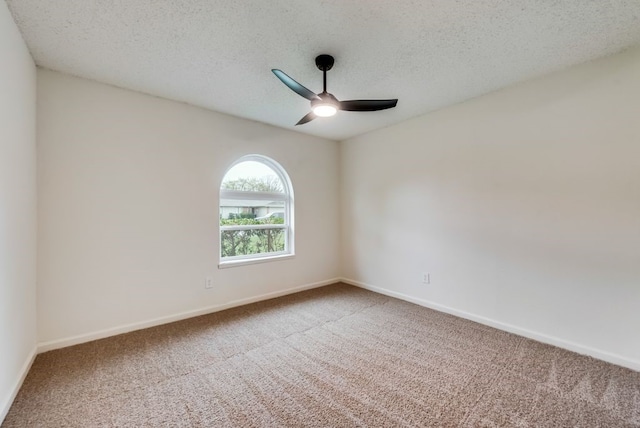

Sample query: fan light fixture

[311,92,339,118]
[312,103,337,117]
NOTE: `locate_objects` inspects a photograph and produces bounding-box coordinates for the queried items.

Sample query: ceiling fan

[272,54,398,126]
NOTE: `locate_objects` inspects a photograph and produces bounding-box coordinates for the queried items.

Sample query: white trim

[221,224,286,231]
[0,345,37,424]
[341,277,640,372]
[218,253,294,269]
[37,278,339,353]
[220,190,287,201]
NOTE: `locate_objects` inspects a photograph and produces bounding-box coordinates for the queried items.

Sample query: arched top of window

[220,155,290,193]
[219,155,294,267]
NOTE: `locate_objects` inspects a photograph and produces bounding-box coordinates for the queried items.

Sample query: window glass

[219,156,293,265]
[221,161,285,193]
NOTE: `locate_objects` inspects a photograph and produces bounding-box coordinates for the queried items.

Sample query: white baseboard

[341,278,640,372]
[38,278,340,353]
[0,345,37,425]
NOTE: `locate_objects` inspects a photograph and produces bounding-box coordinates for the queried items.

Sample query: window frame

[218,155,294,268]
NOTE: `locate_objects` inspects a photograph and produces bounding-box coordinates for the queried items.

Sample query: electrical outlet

[422,273,430,284]
[205,277,213,289]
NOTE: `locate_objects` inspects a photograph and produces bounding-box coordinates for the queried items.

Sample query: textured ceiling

[6,1,640,141]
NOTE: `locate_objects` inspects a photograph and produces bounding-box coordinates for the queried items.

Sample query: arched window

[219,155,294,266]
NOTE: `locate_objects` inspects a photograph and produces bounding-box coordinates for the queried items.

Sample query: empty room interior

[2,1,640,426]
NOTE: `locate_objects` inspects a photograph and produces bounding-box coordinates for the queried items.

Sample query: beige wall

[37,69,340,345]
[0,2,37,421]
[341,46,640,369]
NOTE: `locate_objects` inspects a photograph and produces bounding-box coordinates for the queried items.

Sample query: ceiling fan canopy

[272,54,398,125]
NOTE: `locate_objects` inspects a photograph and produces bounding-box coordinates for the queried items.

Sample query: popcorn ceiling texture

[5,0,640,140]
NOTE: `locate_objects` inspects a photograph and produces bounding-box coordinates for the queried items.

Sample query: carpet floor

[3,283,639,427]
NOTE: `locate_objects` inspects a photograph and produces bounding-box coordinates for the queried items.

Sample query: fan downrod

[315,54,334,71]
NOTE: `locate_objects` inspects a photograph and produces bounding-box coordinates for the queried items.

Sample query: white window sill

[218,253,295,269]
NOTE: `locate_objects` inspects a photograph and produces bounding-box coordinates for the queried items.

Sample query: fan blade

[295,112,316,126]
[339,99,398,112]
[272,69,320,101]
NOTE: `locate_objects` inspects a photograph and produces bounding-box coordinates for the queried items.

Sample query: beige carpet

[3,283,639,427]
